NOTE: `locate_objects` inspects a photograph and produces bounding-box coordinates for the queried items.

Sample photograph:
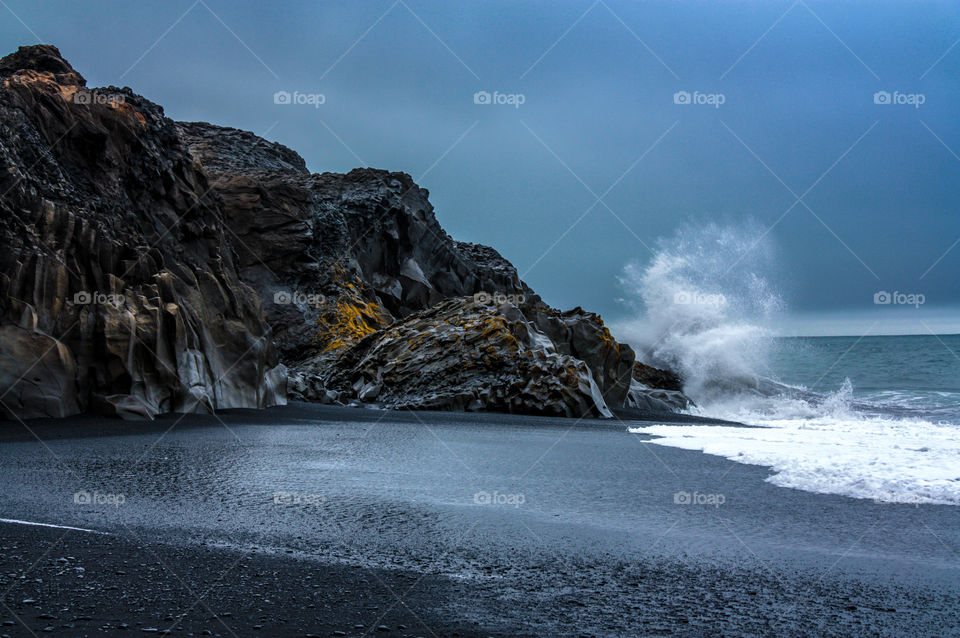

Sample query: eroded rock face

[0,45,285,419]
[177,120,690,419]
[176,122,530,360]
[291,296,691,418]
[522,304,637,408]
[0,45,686,420]
[303,297,613,418]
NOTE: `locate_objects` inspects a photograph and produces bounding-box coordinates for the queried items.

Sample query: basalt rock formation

[0,45,687,420]
[0,45,285,419]
[176,121,530,358]
[178,121,688,417]
[304,297,613,417]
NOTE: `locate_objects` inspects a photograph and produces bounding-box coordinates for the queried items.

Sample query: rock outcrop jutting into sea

[0,45,687,420]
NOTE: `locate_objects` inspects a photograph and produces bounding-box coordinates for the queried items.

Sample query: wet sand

[0,403,958,636]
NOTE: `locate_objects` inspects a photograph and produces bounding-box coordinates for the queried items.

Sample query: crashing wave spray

[617,225,960,505]
[615,222,786,413]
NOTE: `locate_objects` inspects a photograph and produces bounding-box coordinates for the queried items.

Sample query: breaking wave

[615,223,960,505]
[614,221,784,411]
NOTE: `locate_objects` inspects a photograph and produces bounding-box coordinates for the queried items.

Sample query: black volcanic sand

[0,523,490,637]
[0,403,958,637]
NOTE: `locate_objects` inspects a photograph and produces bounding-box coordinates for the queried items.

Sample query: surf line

[0,518,111,535]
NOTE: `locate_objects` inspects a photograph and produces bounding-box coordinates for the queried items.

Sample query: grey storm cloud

[3,0,959,335]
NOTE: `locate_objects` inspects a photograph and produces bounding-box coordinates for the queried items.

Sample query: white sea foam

[630,412,960,505]
[616,223,960,505]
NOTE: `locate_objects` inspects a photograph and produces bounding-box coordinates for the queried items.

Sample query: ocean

[769,334,960,421]
[631,334,960,506]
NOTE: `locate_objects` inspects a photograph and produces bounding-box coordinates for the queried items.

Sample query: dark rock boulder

[522,303,636,408]
[306,296,613,418]
[292,294,690,418]
[633,360,684,392]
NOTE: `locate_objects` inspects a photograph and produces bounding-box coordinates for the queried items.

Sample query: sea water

[617,223,960,505]
[633,335,960,505]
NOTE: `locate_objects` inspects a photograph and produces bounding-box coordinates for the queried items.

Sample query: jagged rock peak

[0,44,85,85]
[177,121,309,175]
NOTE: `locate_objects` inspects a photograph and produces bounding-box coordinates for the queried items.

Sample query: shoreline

[0,403,957,636]
[0,400,746,445]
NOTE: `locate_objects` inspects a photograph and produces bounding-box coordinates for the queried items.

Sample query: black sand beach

[0,404,958,637]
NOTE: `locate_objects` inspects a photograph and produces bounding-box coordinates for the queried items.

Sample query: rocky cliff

[0,45,686,420]
[0,45,285,419]
[178,120,687,418]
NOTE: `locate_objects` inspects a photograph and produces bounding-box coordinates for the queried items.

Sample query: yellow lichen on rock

[314,294,391,353]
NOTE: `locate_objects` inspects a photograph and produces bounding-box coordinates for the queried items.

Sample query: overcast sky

[3,0,959,336]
